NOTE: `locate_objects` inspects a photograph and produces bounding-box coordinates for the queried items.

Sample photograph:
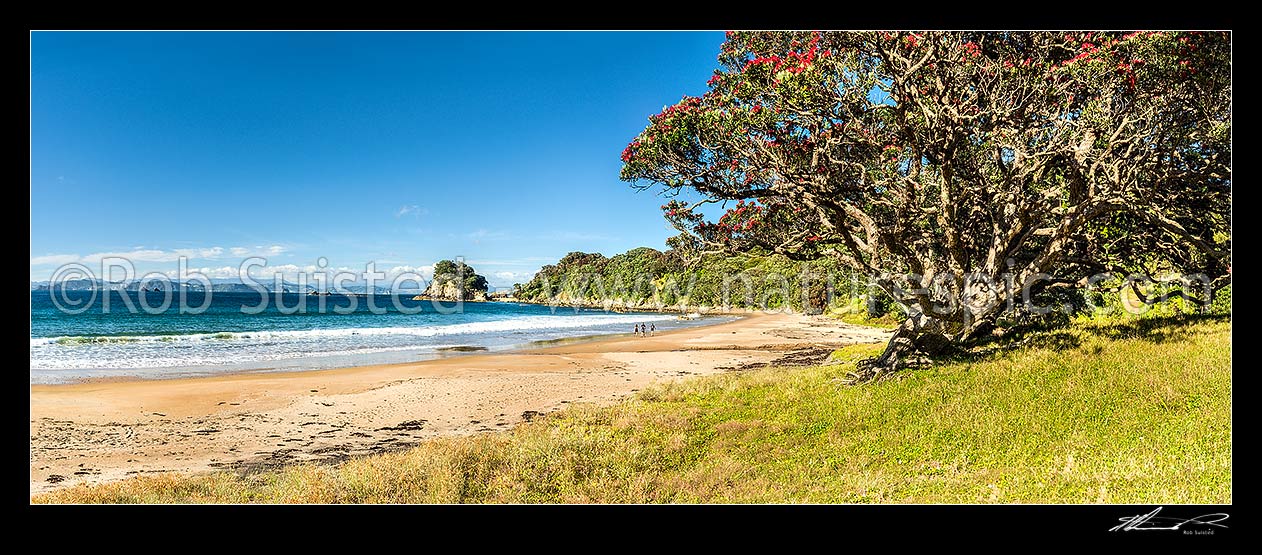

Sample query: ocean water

[30,291,731,384]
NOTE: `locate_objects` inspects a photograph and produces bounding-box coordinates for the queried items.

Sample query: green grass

[35,316,1231,504]
[837,311,901,329]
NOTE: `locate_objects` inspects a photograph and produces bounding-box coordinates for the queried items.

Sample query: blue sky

[30,31,724,287]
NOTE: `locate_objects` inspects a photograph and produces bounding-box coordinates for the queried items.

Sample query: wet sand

[30,312,891,495]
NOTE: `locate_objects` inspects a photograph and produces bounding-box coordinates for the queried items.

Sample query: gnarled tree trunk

[846,312,956,383]
[847,278,1010,383]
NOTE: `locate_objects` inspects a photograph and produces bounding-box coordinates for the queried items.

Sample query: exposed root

[841,358,891,385]
[840,354,929,384]
[837,312,973,385]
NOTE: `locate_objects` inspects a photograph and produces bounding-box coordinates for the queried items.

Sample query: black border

[24,504,1237,543]
[26,10,1235,544]
[26,7,1237,31]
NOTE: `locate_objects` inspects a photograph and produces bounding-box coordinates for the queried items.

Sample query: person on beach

[633,324,640,336]
[650,323,655,336]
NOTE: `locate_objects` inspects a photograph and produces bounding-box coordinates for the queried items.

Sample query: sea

[30,291,731,384]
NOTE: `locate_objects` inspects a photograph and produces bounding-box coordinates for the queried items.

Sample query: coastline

[30,300,729,385]
[500,297,770,316]
[30,311,892,495]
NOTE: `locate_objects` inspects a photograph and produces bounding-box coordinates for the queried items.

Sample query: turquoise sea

[30,291,730,384]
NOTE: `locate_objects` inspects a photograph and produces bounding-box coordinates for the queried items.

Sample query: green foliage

[837,311,901,330]
[1066,276,1231,323]
[1210,284,1231,315]
[619,31,1231,346]
[38,316,1230,504]
[431,260,489,296]
[514,247,867,312]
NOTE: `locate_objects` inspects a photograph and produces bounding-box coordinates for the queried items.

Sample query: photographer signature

[1110,507,1229,532]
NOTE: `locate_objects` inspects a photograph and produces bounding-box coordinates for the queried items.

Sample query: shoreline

[30,305,734,386]
[45,319,736,387]
[30,311,893,495]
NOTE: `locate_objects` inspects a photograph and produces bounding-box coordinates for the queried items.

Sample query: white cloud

[30,254,81,266]
[382,265,433,290]
[487,270,536,288]
[172,246,224,259]
[31,245,288,266]
[494,271,531,281]
[206,267,240,278]
[165,266,242,279]
[384,265,434,279]
[396,205,427,218]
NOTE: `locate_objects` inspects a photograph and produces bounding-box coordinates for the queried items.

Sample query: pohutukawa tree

[620,31,1231,382]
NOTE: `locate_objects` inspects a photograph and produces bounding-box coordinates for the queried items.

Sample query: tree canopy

[513,247,854,312]
[620,31,1231,380]
[430,260,489,298]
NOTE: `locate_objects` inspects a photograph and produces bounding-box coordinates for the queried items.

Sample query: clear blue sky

[30,31,724,287]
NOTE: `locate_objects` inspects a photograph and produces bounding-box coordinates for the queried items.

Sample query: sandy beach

[30,312,891,495]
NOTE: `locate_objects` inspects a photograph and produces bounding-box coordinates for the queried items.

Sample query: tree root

[840,354,930,384]
[838,313,969,385]
[841,358,891,385]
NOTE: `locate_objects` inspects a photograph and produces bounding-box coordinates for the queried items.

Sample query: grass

[824,298,903,329]
[35,316,1230,504]
[838,311,901,329]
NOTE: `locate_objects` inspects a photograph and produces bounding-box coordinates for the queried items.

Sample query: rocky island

[413,259,490,302]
